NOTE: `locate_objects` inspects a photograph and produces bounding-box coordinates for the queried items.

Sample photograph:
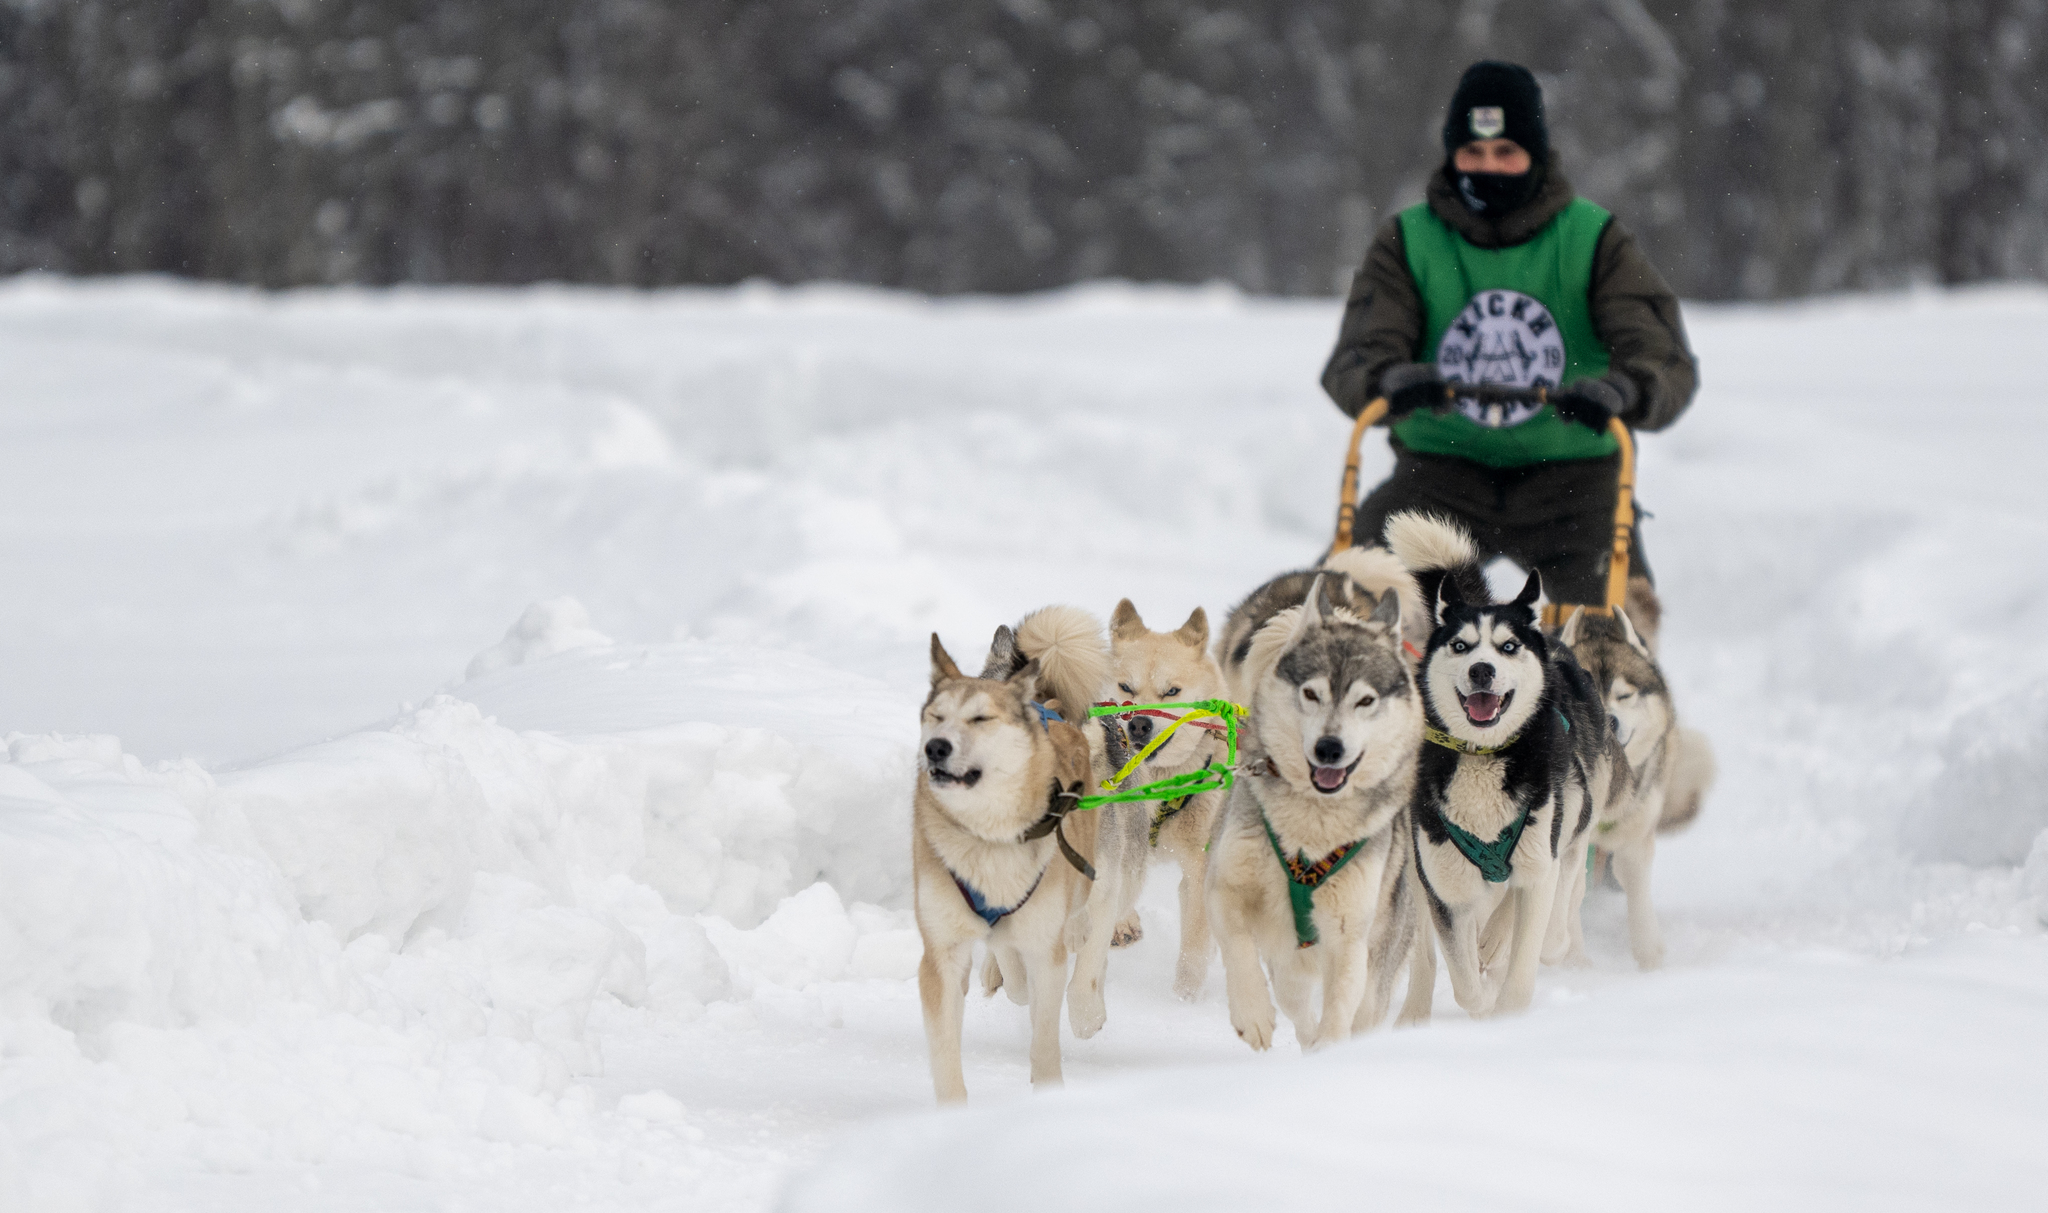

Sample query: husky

[1388,512,1631,1018]
[1553,606,1717,969]
[1206,562,1423,1052]
[1070,599,1232,1014]
[913,606,1110,1102]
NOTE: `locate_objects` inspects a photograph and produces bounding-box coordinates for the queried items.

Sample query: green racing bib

[1394,197,1619,467]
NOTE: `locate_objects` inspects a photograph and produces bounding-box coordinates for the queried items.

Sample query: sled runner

[1328,383,1637,619]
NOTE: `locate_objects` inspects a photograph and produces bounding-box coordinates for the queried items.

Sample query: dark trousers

[1351,443,1649,606]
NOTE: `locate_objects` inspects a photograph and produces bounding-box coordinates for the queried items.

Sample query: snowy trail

[0,278,2043,1211]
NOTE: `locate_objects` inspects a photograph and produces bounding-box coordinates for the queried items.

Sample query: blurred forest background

[2,0,2043,299]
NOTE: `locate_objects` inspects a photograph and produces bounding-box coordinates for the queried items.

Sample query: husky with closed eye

[1552,606,1716,969]
[1206,556,1424,1052]
[913,606,1110,1102]
[1387,512,1630,1018]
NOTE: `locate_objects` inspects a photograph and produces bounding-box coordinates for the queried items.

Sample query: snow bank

[1899,690,2048,866]
[463,597,616,682]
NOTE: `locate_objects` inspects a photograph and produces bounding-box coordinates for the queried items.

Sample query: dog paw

[1067,987,1107,1039]
[1633,940,1666,970]
[1171,965,1206,1003]
[1230,1004,1276,1052]
[1111,914,1144,948]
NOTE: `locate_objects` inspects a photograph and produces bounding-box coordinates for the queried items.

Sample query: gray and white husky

[1205,551,1424,1051]
[1388,512,1631,1018]
[1552,605,1716,969]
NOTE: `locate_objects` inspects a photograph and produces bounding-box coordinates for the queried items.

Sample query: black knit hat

[1441,61,1548,164]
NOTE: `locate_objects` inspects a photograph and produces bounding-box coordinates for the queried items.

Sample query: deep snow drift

[0,278,2042,1211]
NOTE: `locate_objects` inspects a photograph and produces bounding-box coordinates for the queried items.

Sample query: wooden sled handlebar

[1325,392,1637,616]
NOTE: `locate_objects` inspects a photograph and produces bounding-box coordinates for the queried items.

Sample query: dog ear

[1558,605,1586,648]
[1614,606,1654,659]
[1302,574,1327,630]
[931,634,963,683]
[1008,656,1042,701]
[1512,569,1543,612]
[1367,588,1401,633]
[1110,598,1145,640]
[1435,575,1462,624]
[985,624,1021,674]
[1174,606,1209,649]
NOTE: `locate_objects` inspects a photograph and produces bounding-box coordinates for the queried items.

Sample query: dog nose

[1126,715,1154,746]
[1468,662,1495,689]
[924,738,952,765]
[1313,736,1345,766]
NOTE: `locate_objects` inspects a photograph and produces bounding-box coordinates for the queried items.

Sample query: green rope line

[1072,699,1246,813]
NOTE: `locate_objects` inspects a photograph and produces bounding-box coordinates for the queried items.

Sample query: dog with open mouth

[913,606,1110,1102]
[1386,511,1630,1020]
[1205,557,1425,1052]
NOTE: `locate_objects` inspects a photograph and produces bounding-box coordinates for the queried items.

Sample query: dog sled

[1328,383,1638,623]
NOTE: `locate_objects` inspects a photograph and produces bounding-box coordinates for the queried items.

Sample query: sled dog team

[913,512,1714,1102]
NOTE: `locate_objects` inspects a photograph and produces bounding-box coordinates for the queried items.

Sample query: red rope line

[1092,701,1231,733]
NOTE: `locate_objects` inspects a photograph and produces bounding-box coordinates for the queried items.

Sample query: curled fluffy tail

[1014,605,1112,722]
[1384,510,1488,611]
[1658,727,1716,833]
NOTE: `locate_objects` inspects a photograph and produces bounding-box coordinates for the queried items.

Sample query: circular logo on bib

[1433,290,1567,429]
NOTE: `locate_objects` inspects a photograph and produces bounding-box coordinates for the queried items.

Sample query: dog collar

[1422,709,1570,756]
[1423,723,1520,755]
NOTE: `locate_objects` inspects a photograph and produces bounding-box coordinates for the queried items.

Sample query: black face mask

[1456,170,1538,216]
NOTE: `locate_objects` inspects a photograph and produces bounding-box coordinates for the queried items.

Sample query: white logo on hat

[1469,106,1505,139]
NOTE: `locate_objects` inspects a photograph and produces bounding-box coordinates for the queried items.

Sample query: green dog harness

[1441,808,1531,883]
[1263,817,1368,949]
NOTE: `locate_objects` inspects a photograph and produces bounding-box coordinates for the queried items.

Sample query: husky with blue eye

[1387,512,1630,1019]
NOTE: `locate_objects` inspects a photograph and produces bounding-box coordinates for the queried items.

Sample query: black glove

[1377,362,1445,423]
[1552,375,1633,432]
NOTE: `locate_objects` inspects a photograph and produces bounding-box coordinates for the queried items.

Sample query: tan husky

[1552,606,1716,969]
[1064,600,1230,1029]
[913,608,1109,1102]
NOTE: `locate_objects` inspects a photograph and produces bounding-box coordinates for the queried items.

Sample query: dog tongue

[1465,692,1503,723]
[1311,765,1348,791]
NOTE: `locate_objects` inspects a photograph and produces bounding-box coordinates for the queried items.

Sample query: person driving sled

[1323,60,1697,635]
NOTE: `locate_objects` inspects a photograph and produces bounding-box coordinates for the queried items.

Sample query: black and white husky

[1387,512,1631,1018]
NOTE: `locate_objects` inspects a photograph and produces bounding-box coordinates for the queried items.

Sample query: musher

[1322,60,1698,636]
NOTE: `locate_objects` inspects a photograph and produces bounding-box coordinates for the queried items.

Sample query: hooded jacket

[1321,164,1698,433]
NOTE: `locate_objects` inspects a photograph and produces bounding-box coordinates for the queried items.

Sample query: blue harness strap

[1028,701,1064,730]
[953,870,1046,928]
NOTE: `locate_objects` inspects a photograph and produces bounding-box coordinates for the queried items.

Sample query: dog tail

[1014,605,1113,723]
[1385,510,1487,611]
[1658,726,1716,833]
[1321,544,1428,654]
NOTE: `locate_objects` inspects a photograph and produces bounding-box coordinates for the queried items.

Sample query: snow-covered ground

[1,277,2043,1211]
